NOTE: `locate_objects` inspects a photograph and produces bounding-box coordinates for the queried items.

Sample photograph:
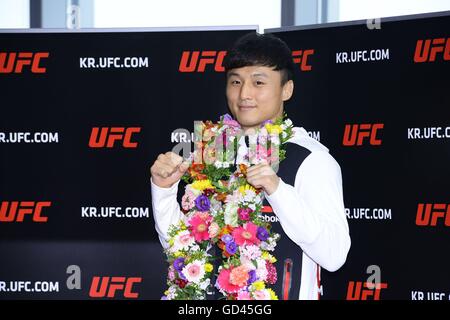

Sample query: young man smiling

[150,32,351,300]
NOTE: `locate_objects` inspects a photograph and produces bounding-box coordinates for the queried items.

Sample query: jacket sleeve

[150,178,185,249]
[265,151,351,272]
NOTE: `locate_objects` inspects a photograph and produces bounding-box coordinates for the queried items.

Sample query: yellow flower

[164,290,170,295]
[204,263,213,272]
[173,251,183,257]
[265,124,282,135]
[191,179,214,191]
[261,252,277,263]
[267,288,278,300]
[179,221,187,230]
[252,281,265,291]
[238,184,257,195]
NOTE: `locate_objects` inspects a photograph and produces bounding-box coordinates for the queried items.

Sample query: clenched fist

[246,161,280,195]
[150,152,190,188]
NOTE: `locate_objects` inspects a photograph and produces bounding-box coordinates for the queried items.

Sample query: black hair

[223,32,295,85]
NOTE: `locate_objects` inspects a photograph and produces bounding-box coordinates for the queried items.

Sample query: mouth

[238,105,257,111]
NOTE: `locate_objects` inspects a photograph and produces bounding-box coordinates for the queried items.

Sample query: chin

[236,116,260,128]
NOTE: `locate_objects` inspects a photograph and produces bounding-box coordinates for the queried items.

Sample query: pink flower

[188,214,211,242]
[179,233,194,246]
[216,268,242,294]
[253,290,270,300]
[232,222,261,246]
[229,265,250,287]
[223,119,241,128]
[168,267,175,281]
[238,207,252,221]
[181,190,196,211]
[208,222,220,238]
[182,261,205,284]
[237,291,251,300]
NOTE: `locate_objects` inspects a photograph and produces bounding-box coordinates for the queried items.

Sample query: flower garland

[162,113,294,300]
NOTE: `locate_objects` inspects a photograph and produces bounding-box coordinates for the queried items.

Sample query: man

[150,32,350,300]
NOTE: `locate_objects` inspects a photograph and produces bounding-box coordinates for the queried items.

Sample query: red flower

[188,214,211,242]
[266,261,277,285]
[232,222,260,246]
[217,268,242,294]
[175,279,187,288]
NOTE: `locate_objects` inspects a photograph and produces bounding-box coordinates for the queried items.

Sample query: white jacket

[151,126,351,300]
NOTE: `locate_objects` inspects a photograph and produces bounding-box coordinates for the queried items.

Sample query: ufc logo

[292,49,314,71]
[414,38,450,63]
[262,205,273,213]
[0,52,49,73]
[342,124,384,146]
[0,201,51,222]
[416,203,450,227]
[346,281,388,300]
[89,276,142,298]
[179,50,226,72]
[88,127,141,148]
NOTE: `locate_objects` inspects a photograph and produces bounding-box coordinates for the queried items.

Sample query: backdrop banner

[1,11,449,300]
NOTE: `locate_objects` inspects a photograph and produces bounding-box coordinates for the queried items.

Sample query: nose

[239,81,252,101]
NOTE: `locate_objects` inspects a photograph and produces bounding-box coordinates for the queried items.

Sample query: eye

[255,80,265,86]
[230,79,241,85]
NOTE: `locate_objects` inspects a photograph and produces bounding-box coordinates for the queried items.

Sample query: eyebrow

[251,73,269,78]
[227,72,269,78]
[227,71,240,78]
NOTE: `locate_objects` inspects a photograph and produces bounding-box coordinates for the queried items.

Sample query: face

[226,65,293,133]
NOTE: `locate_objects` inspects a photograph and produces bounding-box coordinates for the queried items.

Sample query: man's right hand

[150,152,190,188]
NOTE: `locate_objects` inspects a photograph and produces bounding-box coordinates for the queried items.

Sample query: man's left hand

[246,161,280,195]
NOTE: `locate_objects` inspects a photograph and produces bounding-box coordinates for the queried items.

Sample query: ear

[282,80,294,102]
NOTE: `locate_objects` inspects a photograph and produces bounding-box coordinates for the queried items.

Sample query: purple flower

[178,271,187,281]
[247,270,257,285]
[260,119,273,127]
[161,296,168,300]
[195,194,210,211]
[225,241,237,255]
[256,227,269,241]
[221,234,233,244]
[173,257,185,272]
[221,113,241,128]
[221,113,233,121]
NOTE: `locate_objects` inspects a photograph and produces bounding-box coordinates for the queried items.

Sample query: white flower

[182,260,206,284]
[270,137,280,145]
[260,233,279,251]
[259,126,268,135]
[255,258,268,281]
[240,245,262,260]
[214,160,231,168]
[239,256,257,270]
[199,278,211,290]
[171,230,194,252]
[209,198,222,216]
[224,202,238,227]
[186,184,202,196]
[166,285,177,300]
[243,190,257,203]
[284,119,293,126]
